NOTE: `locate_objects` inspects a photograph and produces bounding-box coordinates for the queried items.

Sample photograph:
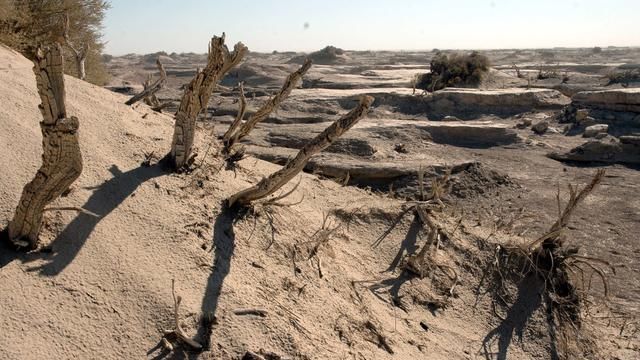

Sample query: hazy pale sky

[103,0,639,55]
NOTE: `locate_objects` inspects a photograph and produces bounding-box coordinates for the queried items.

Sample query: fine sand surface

[1,44,639,359]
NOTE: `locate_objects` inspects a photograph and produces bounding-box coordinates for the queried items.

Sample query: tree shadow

[481,274,558,360]
[20,163,167,276]
[387,212,421,272]
[369,211,422,308]
[0,228,21,269]
[191,205,238,353]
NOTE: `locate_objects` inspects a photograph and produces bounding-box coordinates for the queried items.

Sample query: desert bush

[309,45,344,61]
[537,67,560,80]
[416,51,490,92]
[606,69,640,86]
[538,50,555,59]
[592,46,602,54]
[142,51,168,63]
[289,45,345,64]
[0,0,110,85]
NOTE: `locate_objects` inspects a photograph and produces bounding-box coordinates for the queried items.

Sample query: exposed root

[485,170,611,358]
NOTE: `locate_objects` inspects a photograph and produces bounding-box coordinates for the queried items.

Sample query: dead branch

[227,95,374,207]
[125,58,167,105]
[43,206,99,218]
[528,169,605,252]
[233,308,268,317]
[221,82,247,144]
[224,59,312,153]
[162,279,202,350]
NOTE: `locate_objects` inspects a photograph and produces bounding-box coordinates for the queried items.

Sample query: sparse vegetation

[289,45,346,64]
[537,67,560,80]
[416,51,490,92]
[606,69,640,86]
[0,0,111,85]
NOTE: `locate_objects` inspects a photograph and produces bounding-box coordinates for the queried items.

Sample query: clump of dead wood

[125,57,167,110]
[487,169,613,357]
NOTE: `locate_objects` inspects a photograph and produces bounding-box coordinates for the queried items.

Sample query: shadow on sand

[147,206,238,359]
[481,274,559,360]
[370,211,421,307]
[1,163,166,275]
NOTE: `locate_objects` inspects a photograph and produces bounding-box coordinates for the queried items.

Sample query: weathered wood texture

[125,58,167,106]
[221,82,247,144]
[227,95,374,206]
[8,44,83,248]
[224,59,312,153]
[170,34,247,169]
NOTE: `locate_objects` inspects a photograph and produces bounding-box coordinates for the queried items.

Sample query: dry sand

[1,44,638,359]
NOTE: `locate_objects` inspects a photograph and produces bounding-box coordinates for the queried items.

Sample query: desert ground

[1,43,639,359]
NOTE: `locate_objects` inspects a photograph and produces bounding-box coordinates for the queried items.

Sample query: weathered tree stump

[227,95,374,207]
[170,34,247,170]
[7,44,83,248]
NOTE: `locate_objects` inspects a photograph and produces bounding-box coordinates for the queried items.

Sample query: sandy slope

[0,45,635,360]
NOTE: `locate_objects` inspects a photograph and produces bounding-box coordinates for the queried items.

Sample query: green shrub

[416,51,490,92]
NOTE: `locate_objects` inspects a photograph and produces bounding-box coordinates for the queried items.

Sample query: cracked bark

[7,44,83,248]
[170,34,247,169]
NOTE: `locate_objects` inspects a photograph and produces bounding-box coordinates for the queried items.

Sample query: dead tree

[6,44,83,248]
[125,58,167,106]
[63,13,89,81]
[227,95,374,207]
[223,59,312,154]
[170,34,248,170]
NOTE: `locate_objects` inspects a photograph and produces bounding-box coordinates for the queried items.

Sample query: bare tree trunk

[126,58,167,106]
[74,49,86,80]
[223,59,312,153]
[227,95,374,207]
[7,44,83,248]
[63,14,88,81]
[170,34,247,169]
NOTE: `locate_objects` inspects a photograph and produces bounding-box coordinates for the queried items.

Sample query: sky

[103,0,639,55]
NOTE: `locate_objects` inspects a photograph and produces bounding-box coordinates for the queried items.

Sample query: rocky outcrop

[548,135,640,165]
[583,124,609,138]
[415,122,520,148]
[572,88,640,113]
[334,88,569,118]
[427,88,570,116]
